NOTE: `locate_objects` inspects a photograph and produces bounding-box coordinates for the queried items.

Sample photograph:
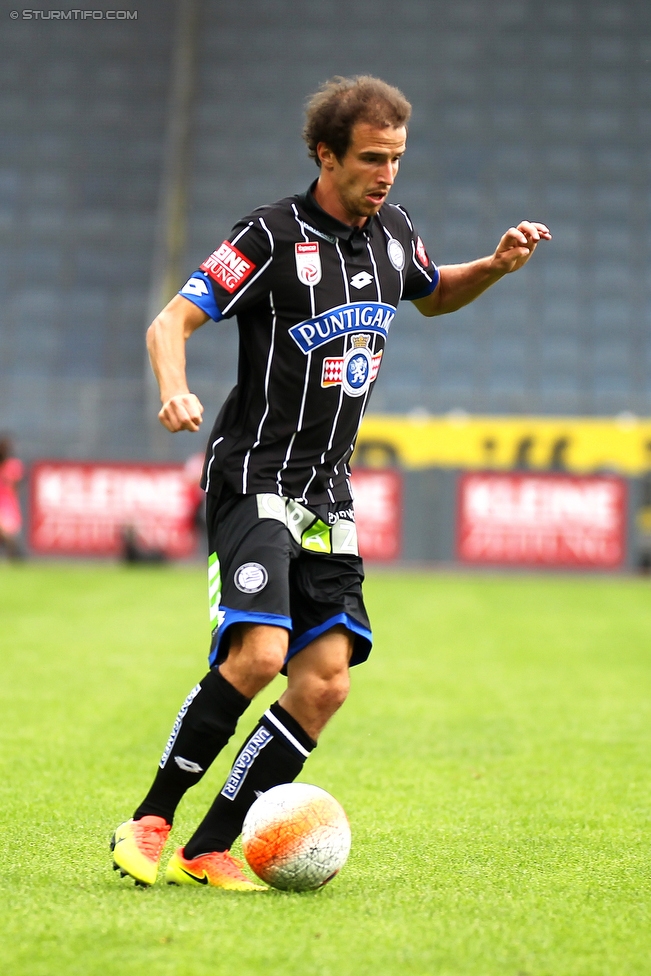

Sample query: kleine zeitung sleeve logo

[200,240,256,293]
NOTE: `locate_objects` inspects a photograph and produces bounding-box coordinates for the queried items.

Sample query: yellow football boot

[111,816,171,886]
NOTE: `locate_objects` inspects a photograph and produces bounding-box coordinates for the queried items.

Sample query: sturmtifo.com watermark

[10,9,137,19]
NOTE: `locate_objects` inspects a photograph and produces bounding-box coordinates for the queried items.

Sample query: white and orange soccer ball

[241,783,352,891]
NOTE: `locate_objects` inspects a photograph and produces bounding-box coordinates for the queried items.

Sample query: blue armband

[178,272,223,321]
[405,266,440,301]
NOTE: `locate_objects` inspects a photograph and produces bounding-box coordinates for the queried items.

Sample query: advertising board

[29,462,403,562]
[351,468,402,561]
[29,461,198,557]
[457,472,627,568]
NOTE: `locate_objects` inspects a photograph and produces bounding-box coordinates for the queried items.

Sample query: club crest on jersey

[234,562,268,594]
[289,301,396,353]
[295,241,322,286]
[387,238,405,271]
[322,335,382,398]
[200,240,256,293]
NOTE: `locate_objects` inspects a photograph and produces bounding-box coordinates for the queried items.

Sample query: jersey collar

[296,180,376,252]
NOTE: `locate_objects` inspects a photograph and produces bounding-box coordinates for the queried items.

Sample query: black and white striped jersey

[179,181,439,505]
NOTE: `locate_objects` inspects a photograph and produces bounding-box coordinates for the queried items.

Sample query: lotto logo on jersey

[180,276,209,298]
[200,241,256,293]
[416,237,429,267]
[295,242,322,286]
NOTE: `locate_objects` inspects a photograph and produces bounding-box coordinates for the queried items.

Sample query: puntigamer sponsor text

[289,302,396,353]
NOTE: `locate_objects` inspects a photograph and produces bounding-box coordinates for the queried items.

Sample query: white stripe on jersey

[231,222,254,246]
[222,218,275,316]
[258,216,274,247]
[366,238,382,302]
[300,466,318,502]
[323,239,354,503]
[344,330,379,475]
[242,287,277,494]
[204,436,224,493]
[276,351,312,495]
[235,217,276,492]
[334,239,351,304]
[388,205,434,287]
[409,238,435,285]
[389,202,414,231]
[280,208,317,495]
[291,204,316,315]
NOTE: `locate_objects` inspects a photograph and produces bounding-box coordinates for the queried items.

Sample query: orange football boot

[165,847,267,890]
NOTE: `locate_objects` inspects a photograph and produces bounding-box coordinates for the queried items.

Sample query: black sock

[183,701,316,858]
[133,669,250,825]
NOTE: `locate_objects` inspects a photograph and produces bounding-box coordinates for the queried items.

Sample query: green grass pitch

[2,563,651,975]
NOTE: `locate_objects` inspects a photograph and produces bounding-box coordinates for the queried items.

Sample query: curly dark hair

[303,75,411,166]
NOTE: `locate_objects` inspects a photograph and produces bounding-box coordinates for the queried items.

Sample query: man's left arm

[412,221,551,318]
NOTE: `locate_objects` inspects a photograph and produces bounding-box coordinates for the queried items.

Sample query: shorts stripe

[208,608,292,667]
[287,612,373,665]
[208,552,221,628]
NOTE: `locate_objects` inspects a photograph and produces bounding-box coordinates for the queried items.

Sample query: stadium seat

[1,0,649,456]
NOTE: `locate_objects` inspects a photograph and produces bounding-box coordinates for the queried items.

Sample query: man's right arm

[146,294,209,433]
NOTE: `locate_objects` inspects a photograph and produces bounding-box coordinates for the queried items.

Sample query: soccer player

[111,76,550,889]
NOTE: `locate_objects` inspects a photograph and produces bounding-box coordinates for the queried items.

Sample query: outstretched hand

[491,221,551,275]
[158,393,204,433]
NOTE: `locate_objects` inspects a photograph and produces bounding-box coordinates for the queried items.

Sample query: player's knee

[250,645,287,682]
[308,669,350,717]
[233,624,288,682]
[326,676,350,714]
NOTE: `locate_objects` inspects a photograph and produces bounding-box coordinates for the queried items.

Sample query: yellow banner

[355,413,651,475]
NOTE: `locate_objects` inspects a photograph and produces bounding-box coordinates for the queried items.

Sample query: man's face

[319,122,407,224]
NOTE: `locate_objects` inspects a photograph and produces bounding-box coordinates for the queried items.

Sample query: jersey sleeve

[392,206,440,302]
[178,215,273,321]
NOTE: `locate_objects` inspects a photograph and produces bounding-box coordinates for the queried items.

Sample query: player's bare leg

[279,625,353,740]
[220,623,289,698]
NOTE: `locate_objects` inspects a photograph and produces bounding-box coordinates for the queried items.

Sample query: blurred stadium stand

[1,0,651,461]
[0,0,174,459]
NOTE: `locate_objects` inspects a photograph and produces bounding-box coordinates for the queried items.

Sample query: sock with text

[183,701,316,859]
[133,668,250,825]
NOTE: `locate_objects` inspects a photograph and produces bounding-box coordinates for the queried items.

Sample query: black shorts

[205,488,372,672]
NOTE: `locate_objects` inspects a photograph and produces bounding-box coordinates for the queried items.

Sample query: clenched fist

[158,393,204,433]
